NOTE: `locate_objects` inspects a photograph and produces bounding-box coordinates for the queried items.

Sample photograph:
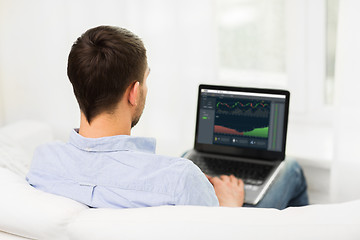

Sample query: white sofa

[0,121,359,240]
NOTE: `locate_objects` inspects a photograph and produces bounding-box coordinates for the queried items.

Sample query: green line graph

[242,127,269,138]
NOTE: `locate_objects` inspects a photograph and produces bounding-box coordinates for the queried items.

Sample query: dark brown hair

[67,26,147,123]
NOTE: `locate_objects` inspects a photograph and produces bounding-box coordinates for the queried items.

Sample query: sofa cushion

[0,132,30,177]
[0,167,88,240]
[0,120,53,158]
[0,120,53,177]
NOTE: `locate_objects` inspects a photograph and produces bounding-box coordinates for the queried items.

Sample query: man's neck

[78,112,131,138]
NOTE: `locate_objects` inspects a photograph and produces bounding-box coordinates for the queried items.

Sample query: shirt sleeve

[174,161,219,206]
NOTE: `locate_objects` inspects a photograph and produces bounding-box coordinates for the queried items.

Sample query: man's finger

[220,175,230,182]
[230,175,237,183]
[208,176,221,185]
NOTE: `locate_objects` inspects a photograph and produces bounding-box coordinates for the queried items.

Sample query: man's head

[67,26,148,126]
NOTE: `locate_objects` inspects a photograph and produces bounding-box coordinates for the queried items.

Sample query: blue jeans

[244,159,309,209]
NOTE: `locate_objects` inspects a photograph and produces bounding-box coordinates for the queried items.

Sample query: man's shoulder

[140,152,198,173]
[30,141,70,168]
[151,153,191,164]
[34,140,69,155]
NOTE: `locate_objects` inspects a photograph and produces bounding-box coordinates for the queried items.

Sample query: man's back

[26,130,219,208]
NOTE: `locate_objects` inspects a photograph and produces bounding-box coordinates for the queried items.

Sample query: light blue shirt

[26,130,219,208]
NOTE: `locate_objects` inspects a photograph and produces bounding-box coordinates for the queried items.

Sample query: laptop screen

[194,85,290,161]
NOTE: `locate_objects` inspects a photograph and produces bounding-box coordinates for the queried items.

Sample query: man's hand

[207,174,244,207]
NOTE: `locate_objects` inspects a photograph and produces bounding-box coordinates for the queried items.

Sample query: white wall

[331,0,360,202]
[0,0,217,156]
[0,1,79,141]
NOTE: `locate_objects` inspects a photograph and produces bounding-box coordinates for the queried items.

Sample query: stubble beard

[131,89,145,128]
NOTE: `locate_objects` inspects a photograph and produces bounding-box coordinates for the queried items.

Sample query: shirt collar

[69,129,156,154]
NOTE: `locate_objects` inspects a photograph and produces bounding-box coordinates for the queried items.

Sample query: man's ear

[128,81,140,106]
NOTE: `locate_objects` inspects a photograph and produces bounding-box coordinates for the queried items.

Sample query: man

[27,26,308,209]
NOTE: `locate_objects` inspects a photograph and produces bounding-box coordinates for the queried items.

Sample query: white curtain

[332,0,360,202]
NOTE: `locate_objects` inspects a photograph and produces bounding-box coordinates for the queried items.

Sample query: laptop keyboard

[195,157,273,185]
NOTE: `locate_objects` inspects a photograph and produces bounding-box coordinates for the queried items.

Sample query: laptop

[183,84,290,205]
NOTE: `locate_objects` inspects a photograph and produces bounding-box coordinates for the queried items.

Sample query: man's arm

[174,162,219,206]
[207,175,244,207]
